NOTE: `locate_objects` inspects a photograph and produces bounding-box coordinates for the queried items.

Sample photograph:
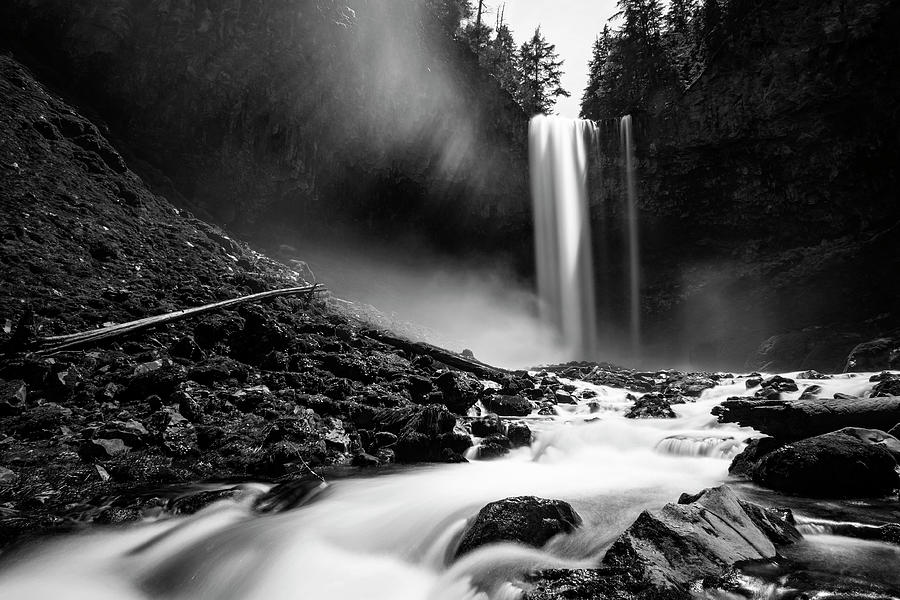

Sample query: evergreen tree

[698,0,723,51]
[664,0,699,87]
[517,27,569,115]
[483,18,522,97]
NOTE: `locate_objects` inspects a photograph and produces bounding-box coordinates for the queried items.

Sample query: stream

[0,371,897,599]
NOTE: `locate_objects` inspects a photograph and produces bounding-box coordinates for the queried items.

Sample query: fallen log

[365,329,510,381]
[35,284,323,354]
[712,395,900,440]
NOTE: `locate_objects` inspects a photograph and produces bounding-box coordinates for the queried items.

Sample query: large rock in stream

[751,427,900,497]
[454,496,581,559]
[712,395,900,440]
[527,486,800,599]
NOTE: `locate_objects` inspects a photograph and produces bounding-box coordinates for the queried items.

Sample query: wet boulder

[471,413,503,437]
[728,436,784,477]
[752,428,900,497]
[433,371,483,414]
[506,421,532,448]
[482,394,532,417]
[454,496,581,559]
[845,338,899,372]
[798,384,823,400]
[625,393,676,419]
[602,486,797,592]
[475,434,511,460]
[871,377,900,398]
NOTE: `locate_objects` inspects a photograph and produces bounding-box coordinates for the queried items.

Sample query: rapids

[0,372,894,599]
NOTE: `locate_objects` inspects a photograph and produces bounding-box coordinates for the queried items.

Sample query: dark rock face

[845,338,900,372]
[591,0,900,371]
[752,428,900,497]
[454,496,581,559]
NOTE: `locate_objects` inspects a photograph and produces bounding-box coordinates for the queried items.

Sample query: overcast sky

[492,0,621,118]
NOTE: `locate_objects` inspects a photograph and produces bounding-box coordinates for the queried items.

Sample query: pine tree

[664,0,699,87]
[483,17,522,98]
[517,27,569,115]
[581,26,613,118]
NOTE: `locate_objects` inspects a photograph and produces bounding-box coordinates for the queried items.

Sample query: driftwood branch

[365,329,510,381]
[36,284,324,354]
[712,395,900,440]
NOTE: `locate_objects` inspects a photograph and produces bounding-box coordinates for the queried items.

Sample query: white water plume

[529,115,600,360]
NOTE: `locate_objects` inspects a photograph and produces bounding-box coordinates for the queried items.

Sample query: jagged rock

[471,413,503,437]
[553,390,576,404]
[433,371,483,414]
[454,496,581,558]
[0,466,17,484]
[0,379,26,415]
[745,376,763,389]
[96,420,149,447]
[602,486,797,593]
[752,428,900,497]
[482,394,532,417]
[625,393,676,419]
[506,421,532,448]
[79,438,128,460]
[174,391,204,423]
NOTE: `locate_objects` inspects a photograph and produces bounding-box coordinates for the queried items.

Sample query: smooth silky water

[1,372,895,599]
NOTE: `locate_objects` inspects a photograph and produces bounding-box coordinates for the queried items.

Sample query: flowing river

[0,371,897,599]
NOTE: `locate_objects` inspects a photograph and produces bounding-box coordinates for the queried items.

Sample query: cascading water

[619,115,641,359]
[0,372,894,599]
[529,115,600,360]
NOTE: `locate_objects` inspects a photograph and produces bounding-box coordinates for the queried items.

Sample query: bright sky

[493,0,621,117]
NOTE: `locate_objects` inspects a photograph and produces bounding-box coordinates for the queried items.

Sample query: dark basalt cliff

[0,0,531,256]
[595,0,900,369]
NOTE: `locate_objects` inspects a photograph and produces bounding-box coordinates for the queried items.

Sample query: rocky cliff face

[594,0,900,369]
[1,0,531,256]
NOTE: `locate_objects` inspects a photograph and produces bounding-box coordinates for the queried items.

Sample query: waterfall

[528,115,600,360]
[619,115,641,359]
